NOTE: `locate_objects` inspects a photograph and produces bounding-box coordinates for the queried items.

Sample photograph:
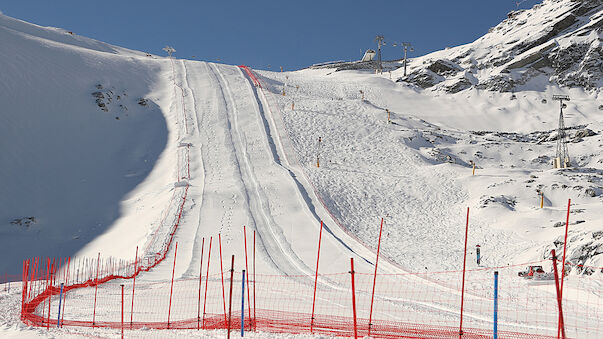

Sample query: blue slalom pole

[57,283,64,327]
[476,245,481,265]
[493,271,498,339]
[241,270,245,337]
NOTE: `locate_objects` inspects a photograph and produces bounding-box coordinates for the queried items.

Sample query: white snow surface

[1,4,602,338]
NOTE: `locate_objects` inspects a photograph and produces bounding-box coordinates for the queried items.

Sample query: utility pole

[375,35,385,74]
[552,95,570,169]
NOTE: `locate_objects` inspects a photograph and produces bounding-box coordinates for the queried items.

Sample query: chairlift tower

[401,42,413,76]
[162,46,176,58]
[375,35,385,74]
[552,95,570,169]
[392,42,413,76]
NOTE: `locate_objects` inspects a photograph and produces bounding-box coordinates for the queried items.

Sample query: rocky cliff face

[397,0,602,93]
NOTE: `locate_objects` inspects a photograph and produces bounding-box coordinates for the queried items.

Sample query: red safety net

[21,255,603,338]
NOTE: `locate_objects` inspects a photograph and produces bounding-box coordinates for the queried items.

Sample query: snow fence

[20,255,603,338]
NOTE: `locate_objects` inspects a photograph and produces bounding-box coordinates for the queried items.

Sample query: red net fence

[20,254,603,338]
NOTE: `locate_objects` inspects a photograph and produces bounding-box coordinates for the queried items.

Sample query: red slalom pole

[368,218,384,336]
[202,237,212,329]
[219,234,227,326]
[243,226,251,329]
[560,199,571,292]
[350,258,358,339]
[130,246,138,329]
[42,258,49,325]
[310,220,323,333]
[47,258,55,330]
[198,238,205,330]
[253,230,256,331]
[558,199,571,338]
[92,253,100,328]
[60,256,70,327]
[120,284,125,339]
[459,207,470,337]
[167,242,178,329]
[552,250,566,339]
[227,255,235,339]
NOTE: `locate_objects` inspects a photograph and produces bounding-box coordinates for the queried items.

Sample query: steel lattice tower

[553,95,570,168]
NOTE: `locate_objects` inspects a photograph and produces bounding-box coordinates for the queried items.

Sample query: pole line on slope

[92,253,100,328]
[493,271,498,339]
[368,218,384,336]
[20,260,28,316]
[198,237,205,330]
[459,207,470,337]
[558,199,570,338]
[243,226,252,330]
[253,230,256,331]
[167,242,178,329]
[219,234,227,325]
[120,284,124,339]
[130,246,138,329]
[202,237,213,329]
[552,250,566,339]
[47,258,55,330]
[310,220,323,333]
[227,255,235,339]
[350,258,358,339]
[60,256,70,327]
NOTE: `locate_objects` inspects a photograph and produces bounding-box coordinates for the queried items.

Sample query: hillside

[0,13,176,275]
[398,0,603,92]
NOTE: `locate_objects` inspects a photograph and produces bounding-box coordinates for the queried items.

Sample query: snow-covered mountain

[0,3,602,338]
[398,0,602,92]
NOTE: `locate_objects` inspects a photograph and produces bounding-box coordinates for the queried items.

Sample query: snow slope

[259,64,602,273]
[0,13,176,274]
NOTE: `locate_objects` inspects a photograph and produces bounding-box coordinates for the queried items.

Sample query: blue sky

[1,0,542,70]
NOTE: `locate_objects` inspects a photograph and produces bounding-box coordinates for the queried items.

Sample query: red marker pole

[227,255,235,339]
[368,218,384,336]
[47,258,55,330]
[202,237,213,329]
[120,284,124,339]
[243,226,251,329]
[167,243,178,329]
[92,253,100,328]
[350,258,358,339]
[558,199,571,337]
[219,234,227,326]
[253,230,256,331]
[560,199,571,291]
[130,246,138,329]
[459,207,470,337]
[552,250,566,339]
[310,220,323,333]
[60,257,70,327]
[197,238,205,330]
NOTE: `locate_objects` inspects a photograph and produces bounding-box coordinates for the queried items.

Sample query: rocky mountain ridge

[397,0,602,93]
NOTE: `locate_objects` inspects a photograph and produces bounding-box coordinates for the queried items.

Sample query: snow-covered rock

[397,0,603,92]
